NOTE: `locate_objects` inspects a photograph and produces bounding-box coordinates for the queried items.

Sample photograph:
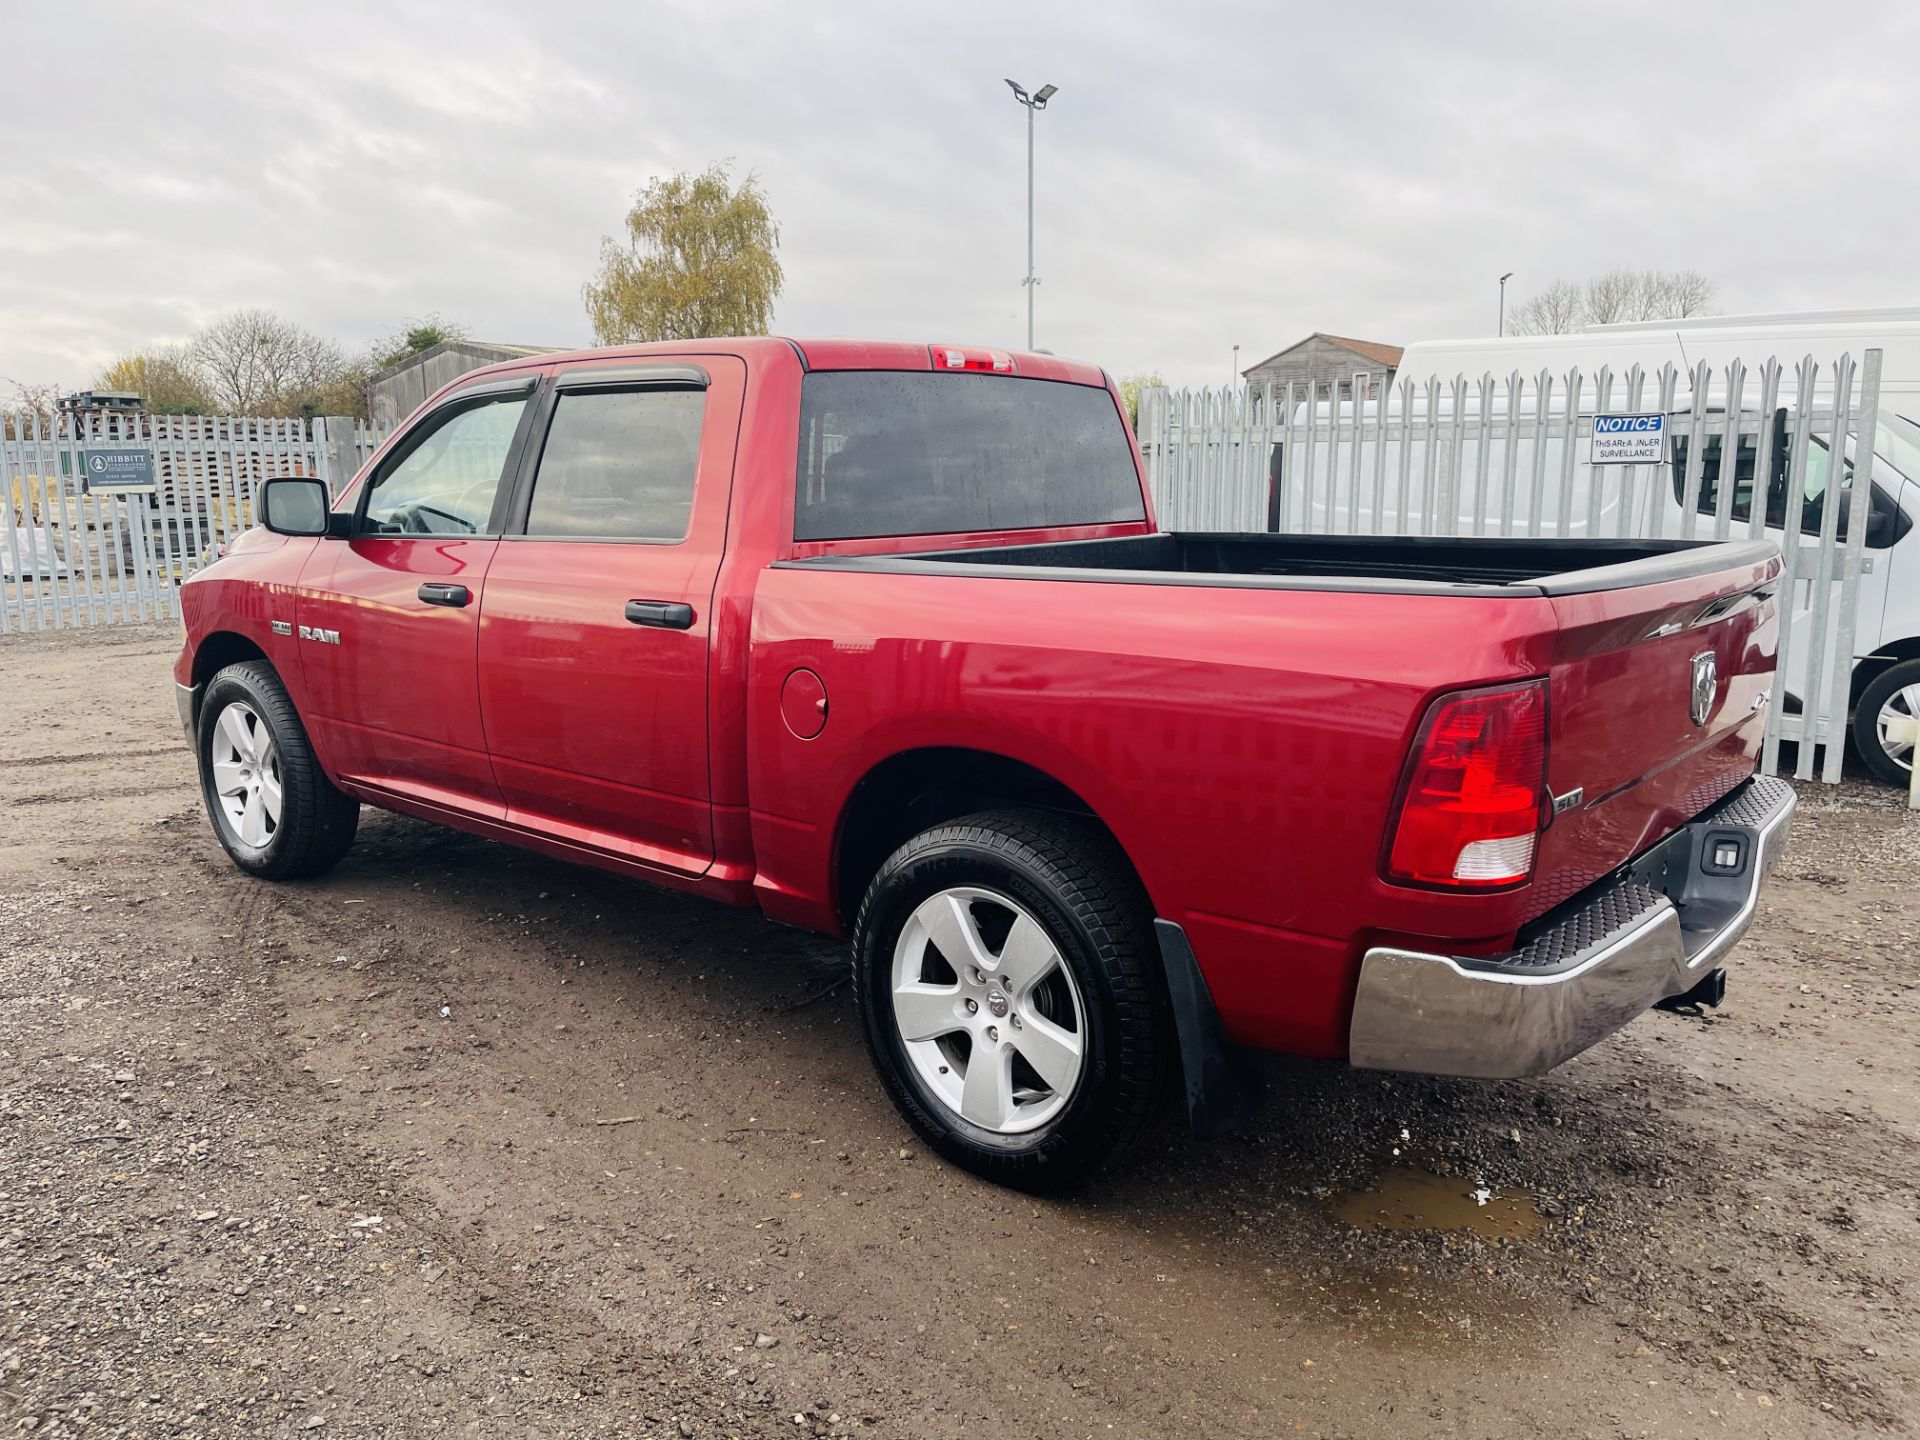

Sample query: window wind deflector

[446,373,538,402]
[554,364,709,391]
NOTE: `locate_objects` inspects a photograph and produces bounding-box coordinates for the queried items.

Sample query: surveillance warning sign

[1589,414,1667,466]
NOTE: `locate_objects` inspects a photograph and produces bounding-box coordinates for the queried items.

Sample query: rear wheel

[197,661,359,879]
[852,809,1171,1190]
[1852,659,1920,786]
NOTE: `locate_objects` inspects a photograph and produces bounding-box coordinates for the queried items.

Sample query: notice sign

[82,447,156,491]
[1589,413,1667,466]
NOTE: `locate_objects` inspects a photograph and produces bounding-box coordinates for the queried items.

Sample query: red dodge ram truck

[174,337,1795,1187]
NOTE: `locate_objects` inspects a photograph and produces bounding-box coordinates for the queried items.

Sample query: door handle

[625,599,695,630]
[418,582,471,608]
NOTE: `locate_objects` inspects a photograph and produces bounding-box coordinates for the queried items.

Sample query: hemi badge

[1551,787,1584,817]
[271,620,292,636]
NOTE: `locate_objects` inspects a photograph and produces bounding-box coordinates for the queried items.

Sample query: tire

[1851,658,1920,786]
[197,660,359,879]
[852,809,1172,1190]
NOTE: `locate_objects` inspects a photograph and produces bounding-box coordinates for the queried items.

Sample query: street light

[1498,271,1515,337]
[1232,343,1240,388]
[1005,78,1058,351]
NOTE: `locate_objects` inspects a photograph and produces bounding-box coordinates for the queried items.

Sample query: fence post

[314,416,360,497]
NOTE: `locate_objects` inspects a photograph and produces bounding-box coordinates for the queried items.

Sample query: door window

[523,386,706,541]
[1672,411,1910,548]
[361,392,529,535]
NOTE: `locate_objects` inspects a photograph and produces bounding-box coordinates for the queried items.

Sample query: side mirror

[1866,495,1896,548]
[260,477,333,537]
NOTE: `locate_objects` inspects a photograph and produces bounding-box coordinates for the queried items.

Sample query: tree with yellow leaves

[95,347,213,414]
[583,163,783,344]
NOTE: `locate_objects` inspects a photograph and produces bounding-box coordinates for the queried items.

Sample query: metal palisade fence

[1136,350,1889,784]
[1,411,386,633]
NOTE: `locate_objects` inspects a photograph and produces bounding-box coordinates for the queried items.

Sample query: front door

[297,378,537,815]
[476,357,744,873]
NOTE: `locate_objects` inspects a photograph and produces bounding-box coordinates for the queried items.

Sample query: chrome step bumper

[1348,775,1796,1079]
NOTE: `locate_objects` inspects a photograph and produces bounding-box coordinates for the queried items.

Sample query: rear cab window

[523,386,706,541]
[794,372,1145,542]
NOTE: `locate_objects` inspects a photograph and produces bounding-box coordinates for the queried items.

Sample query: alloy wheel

[889,886,1087,1135]
[209,701,283,848]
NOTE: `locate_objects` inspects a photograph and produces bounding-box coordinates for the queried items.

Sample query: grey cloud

[1,0,1912,394]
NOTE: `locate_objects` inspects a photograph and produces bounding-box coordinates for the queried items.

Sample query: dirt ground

[3,624,1917,1440]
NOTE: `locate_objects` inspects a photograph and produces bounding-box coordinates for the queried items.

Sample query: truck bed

[786,532,1778,597]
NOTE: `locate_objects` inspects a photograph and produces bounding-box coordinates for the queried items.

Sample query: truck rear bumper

[1348,774,1795,1079]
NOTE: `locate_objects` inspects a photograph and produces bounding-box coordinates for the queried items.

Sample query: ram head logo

[1690,651,1718,727]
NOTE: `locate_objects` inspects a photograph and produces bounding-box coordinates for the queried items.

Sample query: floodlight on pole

[1004,78,1058,350]
[1498,271,1516,336]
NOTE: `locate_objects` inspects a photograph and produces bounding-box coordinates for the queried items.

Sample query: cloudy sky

[2,0,1913,395]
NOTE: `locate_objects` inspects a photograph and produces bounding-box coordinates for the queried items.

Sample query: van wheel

[852,809,1171,1190]
[1852,659,1920,786]
[197,661,359,879]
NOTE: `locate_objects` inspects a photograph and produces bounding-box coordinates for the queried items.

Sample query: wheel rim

[890,886,1087,1136]
[209,701,283,848]
[1875,683,1920,773]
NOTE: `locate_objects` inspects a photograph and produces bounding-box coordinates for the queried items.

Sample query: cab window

[361,392,529,535]
[522,386,705,541]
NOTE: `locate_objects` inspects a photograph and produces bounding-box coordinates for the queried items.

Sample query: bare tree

[1508,279,1586,336]
[0,374,62,415]
[1582,269,1641,326]
[1511,270,1718,335]
[1647,269,1715,320]
[190,309,345,416]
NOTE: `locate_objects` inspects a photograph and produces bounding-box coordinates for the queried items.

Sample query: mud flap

[1154,919,1265,1138]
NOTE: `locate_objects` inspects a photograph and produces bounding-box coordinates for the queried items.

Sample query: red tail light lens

[1385,680,1549,890]
[931,345,1016,373]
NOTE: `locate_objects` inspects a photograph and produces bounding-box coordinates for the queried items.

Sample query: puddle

[1329,1167,1544,1242]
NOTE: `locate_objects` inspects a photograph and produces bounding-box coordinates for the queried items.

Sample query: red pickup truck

[174,337,1795,1187]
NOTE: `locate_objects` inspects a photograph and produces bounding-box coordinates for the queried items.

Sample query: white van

[1275,310,1920,782]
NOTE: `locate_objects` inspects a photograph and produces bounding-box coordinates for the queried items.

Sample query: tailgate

[1525,547,1781,923]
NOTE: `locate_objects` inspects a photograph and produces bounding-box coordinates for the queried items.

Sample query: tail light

[1385,680,1549,890]
[931,345,1016,373]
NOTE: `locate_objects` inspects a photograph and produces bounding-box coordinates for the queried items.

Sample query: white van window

[1673,419,1909,548]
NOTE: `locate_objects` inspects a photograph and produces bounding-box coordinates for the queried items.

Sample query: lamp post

[1498,271,1515,337]
[1004,79,1057,351]
[1232,343,1240,388]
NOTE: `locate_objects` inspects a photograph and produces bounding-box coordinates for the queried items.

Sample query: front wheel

[197,660,359,879]
[852,809,1172,1190]
[1852,658,1920,786]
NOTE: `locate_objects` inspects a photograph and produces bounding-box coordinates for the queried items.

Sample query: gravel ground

[2,623,1917,1439]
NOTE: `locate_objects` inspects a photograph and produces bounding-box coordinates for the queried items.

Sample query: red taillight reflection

[1385,680,1548,890]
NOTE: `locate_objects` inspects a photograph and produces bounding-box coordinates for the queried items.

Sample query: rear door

[298,375,537,814]
[475,357,745,873]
